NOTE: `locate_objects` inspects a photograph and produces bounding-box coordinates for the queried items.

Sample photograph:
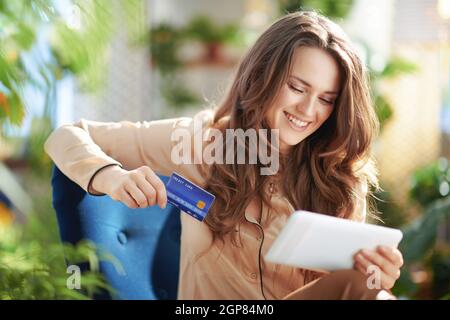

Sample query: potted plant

[278,0,354,20]
[392,158,450,299]
[184,15,239,63]
[149,23,183,75]
[148,23,200,110]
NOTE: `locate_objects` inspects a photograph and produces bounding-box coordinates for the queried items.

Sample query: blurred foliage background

[0,0,142,299]
[0,0,449,299]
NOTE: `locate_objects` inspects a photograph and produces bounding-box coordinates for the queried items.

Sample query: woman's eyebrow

[290,75,338,95]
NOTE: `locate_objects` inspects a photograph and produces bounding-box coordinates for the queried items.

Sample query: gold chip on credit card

[196,200,206,209]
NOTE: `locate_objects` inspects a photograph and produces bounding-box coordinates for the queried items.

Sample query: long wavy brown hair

[203,11,379,281]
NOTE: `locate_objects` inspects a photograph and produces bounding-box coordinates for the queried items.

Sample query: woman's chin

[279,137,303,153]
[279,126,308,147]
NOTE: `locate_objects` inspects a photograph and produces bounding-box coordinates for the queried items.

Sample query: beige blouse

[44,109,367,300]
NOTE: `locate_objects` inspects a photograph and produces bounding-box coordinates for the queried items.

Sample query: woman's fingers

[354,249,399,289]
[354,251,372,273]
[109,166,168,209]
[135,175,157,207]
[361,249,400,280]
[142,167,167,208]
[120,189,139,209]
[354,260,367,275]
[353,260,395,289]
[377,246,404,268]
[124,182,148,208]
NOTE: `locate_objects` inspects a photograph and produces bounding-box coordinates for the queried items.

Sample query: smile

[283,111,311,131]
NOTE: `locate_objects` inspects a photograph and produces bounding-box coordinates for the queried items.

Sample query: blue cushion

[51,165,181,300]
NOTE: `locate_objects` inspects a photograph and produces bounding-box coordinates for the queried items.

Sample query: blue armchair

[50,165,181,300]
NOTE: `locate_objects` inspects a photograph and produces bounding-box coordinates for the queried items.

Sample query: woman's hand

[353,246,404,290]
[91,165,167,209]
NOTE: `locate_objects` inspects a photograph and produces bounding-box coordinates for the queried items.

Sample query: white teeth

[285,112,309,128]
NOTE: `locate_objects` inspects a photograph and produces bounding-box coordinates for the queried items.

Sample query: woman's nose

[296,96,315,119]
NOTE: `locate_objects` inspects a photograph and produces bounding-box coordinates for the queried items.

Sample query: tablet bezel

[264,210,403,272]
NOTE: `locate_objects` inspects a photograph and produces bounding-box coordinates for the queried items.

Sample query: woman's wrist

[89,164,123,195]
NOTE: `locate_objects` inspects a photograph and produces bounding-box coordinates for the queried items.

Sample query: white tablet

[264,210,403,272]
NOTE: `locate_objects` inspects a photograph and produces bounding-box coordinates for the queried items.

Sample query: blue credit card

[165,172,215,222]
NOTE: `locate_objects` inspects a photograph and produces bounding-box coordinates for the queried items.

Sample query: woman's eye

[320,98,334,105]
[288,84,304,94]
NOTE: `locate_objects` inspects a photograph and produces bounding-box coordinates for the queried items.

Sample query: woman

[45,11,403,300]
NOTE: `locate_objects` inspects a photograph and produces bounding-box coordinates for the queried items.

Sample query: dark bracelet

[87,163,123,196]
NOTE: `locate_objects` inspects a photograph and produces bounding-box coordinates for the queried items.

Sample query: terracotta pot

[204,42,223,63]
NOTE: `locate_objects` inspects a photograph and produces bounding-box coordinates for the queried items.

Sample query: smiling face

[266,46,342,153]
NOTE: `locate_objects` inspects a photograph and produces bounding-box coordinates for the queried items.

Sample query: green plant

[278,0,354,19]
[441,292,450,300]
[409,158,450,207]
[0,0,52,130]
[149,23,183,76]
[0,227,118,300]
[161,78,201,109]
[372,186,408,228]
[1,0,147,188]
[25,116,54,176]
[400,196,450,265]
[148,22,200,109]
[394,195,450,299]
[390,159,450,299]
[0,165,122,299]
[0,0,146,135]
[148,15,243,110]
[373,95,393,131]
[184,15,239,45]
[52,0,146,91]
[0,1,145,299]
[51,1,114,92]
[369,56,419,130]
[429,245,450,299]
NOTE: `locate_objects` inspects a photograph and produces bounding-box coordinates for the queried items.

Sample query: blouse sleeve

[44,110,214,195]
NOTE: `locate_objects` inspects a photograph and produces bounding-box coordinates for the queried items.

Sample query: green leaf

[279,0,354,19]
[400,196,450,263]
[12,23,36,50]
[374,95,393,130]
[7,91,25,125]
[381,57,419,79]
